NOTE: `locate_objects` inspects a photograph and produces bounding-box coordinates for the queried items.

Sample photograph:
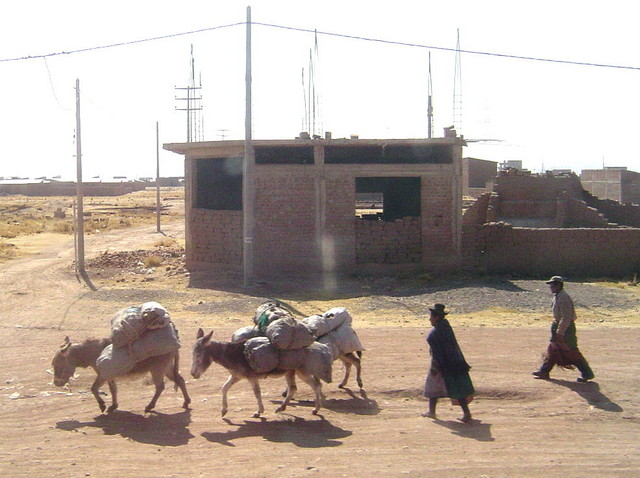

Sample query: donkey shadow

[279,388,380,416]
[549,379,623,412]
[56,409,194,446]
[202,415,352,448]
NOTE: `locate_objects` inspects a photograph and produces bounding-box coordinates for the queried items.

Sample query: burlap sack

[243,337,279,374]
[277,342,333,384]
[231,325,260,342]
[96,323,180,380]
[266,316,315,350]
[111,302,171,348]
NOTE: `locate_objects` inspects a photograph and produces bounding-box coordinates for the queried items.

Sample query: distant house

[164,137,466,278]
[581,167,640,205]
[463,157,497,196]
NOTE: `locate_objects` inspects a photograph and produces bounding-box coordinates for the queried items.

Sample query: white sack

[253,302,290,326]
[266,316,315,350]
[243,337,279,374]
[317,322,365,358]
[96,323,180,380]
[231,325,260,342]
[301,308,352,338]
[111,302,171,348]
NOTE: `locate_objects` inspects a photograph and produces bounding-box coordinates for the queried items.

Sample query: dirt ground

[0,220,639,478]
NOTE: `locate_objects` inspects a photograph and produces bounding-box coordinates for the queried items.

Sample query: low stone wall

[355,216,421,264]
[465,223,640,276]
[187,209,243,269]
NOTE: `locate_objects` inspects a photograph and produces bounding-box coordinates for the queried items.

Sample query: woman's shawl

[427,318,471,376]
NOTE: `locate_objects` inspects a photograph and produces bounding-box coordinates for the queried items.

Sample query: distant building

[463,157,497,196]
[499,160,523,171]
[581,167,640,205]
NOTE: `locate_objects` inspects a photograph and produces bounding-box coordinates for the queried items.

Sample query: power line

[1,19,638,72]
[253,22,640,71]
[0,22,244,63]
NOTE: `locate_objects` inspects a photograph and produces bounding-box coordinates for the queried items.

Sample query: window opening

[194,157,243,210]
[355,177,421,221]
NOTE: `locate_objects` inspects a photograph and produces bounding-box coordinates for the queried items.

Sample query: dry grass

[0,187,184,261]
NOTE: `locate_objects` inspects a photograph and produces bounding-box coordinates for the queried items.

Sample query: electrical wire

[1,20,638,71]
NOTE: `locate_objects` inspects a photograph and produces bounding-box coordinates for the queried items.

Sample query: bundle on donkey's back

[51,302,190,414]
[233,300,365,390]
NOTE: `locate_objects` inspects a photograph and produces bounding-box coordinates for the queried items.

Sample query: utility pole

[243,5,255,286]
[75,79,85,275]
[156,121,161,233]
[427,51,434,138]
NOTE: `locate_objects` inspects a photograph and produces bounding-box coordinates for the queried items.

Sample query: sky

[1,0,639,180]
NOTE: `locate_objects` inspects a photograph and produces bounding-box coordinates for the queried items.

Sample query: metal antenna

[427,52,434,138]
[453,28,462,132]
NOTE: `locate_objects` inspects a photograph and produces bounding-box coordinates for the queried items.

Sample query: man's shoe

[577,376,593,383]
[532,371,550,379]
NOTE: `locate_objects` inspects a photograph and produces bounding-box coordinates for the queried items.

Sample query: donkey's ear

[196,328,204,339]
[203,330,214,344]
[60,337,71,355]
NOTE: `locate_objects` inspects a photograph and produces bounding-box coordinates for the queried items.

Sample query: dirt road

[1,224,638,477]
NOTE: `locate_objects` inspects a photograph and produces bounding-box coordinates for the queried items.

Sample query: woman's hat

[545,275,564,284]
[429,303,448,316]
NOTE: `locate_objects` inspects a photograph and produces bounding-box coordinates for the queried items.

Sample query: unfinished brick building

[164,138,465,278]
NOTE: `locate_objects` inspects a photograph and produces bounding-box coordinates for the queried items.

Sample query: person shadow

[549,379,623,412]
[430,418,495,442]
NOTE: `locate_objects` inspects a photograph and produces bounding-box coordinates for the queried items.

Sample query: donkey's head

[51,336,75,387]
[191,328,214,379]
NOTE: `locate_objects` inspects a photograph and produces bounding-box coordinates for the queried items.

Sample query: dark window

[255,146,314,164]
[325,144,452,164]
[356,177,421,221]
[195,157,243,210]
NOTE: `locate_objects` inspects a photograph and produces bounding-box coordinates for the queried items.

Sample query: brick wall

[187,209,243,269]
[468,223,640,276]
[355,216,421,264]
[254,173,319,274]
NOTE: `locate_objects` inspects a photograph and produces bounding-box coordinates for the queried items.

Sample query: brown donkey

[51,336,191,414]
[191,328,327,417]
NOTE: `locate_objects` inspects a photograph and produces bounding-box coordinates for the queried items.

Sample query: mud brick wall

[254,173,319,274]
[355,217,421,264]
[187,209,242,268]
[421,175,457,259]
[471,223,640,276]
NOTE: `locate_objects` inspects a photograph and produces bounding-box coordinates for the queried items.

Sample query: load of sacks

[96,302,180,379]
[231,303,362,381]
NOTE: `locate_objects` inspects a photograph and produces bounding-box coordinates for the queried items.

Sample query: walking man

[533,276,595,382]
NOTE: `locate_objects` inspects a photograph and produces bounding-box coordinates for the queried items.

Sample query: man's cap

[429,303,448,316]
[545,275,564,284]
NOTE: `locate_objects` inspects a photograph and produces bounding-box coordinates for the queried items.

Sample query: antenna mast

[175,44,203,142]
[453,29,462,132]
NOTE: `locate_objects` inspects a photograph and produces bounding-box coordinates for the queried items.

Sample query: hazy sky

[1,0,639,180]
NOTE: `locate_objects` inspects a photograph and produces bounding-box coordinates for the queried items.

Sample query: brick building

[580,167,640,205]
[164,138,465,278]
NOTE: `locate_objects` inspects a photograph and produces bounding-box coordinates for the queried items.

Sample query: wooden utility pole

[156,121,161,233]
[75,79,86,274]
[243,6,255,286]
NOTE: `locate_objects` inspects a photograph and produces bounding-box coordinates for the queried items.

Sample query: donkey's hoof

[252,412,262,418]
[275,406,285,413]
[312,409,319,415]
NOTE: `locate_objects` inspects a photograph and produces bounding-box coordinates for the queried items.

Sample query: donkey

[51,336,191,414]
[191,328,326,417]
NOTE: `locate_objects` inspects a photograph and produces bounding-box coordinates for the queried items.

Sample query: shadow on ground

[56,409,194,446]
[201,415,352,448]
[549,379,623,412]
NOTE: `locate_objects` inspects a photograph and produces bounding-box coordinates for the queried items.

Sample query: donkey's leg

[276,371,297,413]
[340,353,363,389]
[247,377,265,418]
[144,367,166,413]
[106,379,119,413]
[166,360,191,410]
[91,376,108,413]
[221,374,240,417]
[294,370,323,415]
